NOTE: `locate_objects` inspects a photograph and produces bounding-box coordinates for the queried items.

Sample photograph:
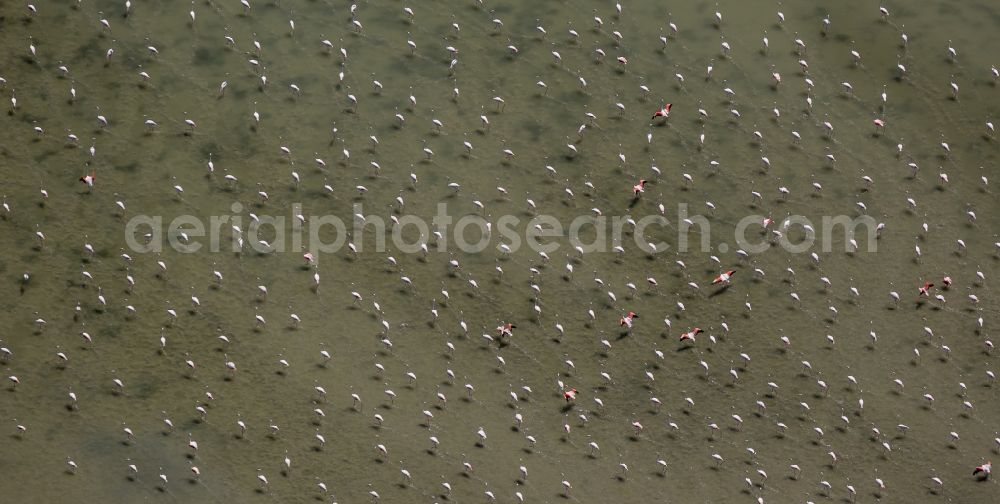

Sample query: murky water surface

[1,0,998,502]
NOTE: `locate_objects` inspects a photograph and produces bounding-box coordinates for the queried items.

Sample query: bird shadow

[708,285,731,298]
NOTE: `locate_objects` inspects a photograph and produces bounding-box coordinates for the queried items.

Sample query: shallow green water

[1,0,998,503]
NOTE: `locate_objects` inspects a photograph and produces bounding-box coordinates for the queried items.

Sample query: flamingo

[619,311,638,328]
[680,328,703,342]
[496,323,515,337]
[563,388,578,402]
[918,282,934,296]
[712,270,736,284]
[79,170,96,187]
[632,180,647,195]
[652,103,672,119]
[973,461,991,478]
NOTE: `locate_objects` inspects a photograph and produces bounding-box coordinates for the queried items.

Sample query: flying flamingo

[918,282,934,296]
[563,388,578,402]
[680,328,703,342]
[973,461,991,478]
[632,180,647,195]
[496,323,515,338]
[79,170,96,188]
[712,270,736,284]
[652,103,672,119]
[619,311,638,328]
